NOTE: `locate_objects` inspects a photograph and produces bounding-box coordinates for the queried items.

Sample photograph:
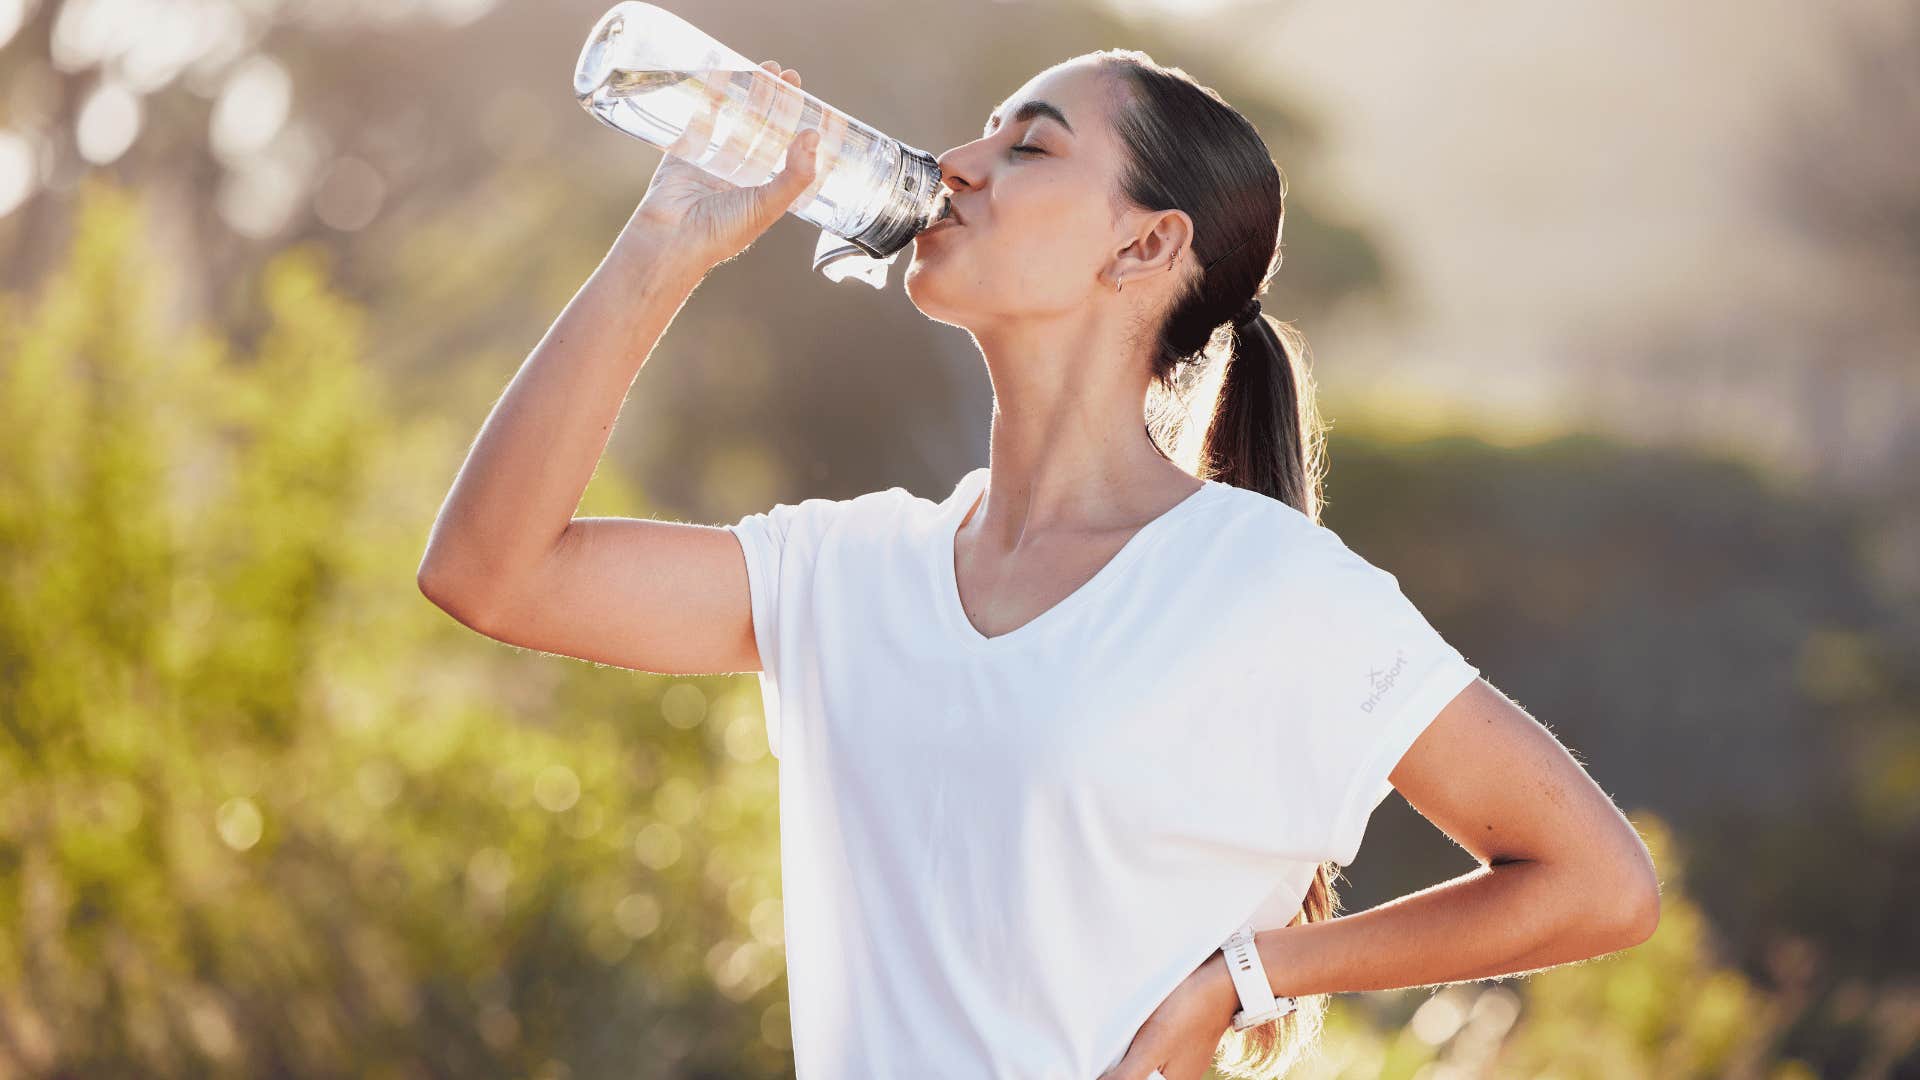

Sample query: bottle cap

[809,144,942,289]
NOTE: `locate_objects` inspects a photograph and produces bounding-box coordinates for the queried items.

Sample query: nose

[933,151,976,222]
[934,143,979,195]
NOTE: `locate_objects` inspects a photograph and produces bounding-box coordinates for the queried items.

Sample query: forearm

[1213,859,1651,1012]
[419,223,708,605]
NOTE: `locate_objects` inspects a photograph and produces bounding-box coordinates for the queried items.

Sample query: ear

[1108,207,1194,289]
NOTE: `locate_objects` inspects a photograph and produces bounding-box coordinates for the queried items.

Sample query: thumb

[750,128,820,222]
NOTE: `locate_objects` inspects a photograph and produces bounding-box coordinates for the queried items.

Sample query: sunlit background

[1,0,1915,1075]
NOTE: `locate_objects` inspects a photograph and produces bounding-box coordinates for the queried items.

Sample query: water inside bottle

[577,60,902,244]
[573,2,948,287]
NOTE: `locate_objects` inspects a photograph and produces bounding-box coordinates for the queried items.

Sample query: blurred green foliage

[0,178,788,1076]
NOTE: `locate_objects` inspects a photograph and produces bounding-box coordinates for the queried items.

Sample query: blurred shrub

[0,177,787,1077]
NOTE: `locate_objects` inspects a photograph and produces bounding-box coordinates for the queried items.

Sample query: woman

[419,50,1662,1080]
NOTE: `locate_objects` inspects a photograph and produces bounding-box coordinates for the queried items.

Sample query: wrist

[607,221,711,292]
[1220,925,1301,1030]
[1201,949,1242,1028]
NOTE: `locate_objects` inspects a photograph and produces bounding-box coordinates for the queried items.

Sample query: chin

[904,241,992,322]
[903,274,969,329]
[902,254,941,301]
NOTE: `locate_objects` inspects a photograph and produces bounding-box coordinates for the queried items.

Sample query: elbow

[1543,829,1662,951]
[417,557,498,632]
[1597,853,1663,948]
[419,524,563,638]
[1609,882,1661,947]
[416,550,456,609]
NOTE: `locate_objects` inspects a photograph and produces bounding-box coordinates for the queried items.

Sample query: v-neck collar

[934,467,1226,651]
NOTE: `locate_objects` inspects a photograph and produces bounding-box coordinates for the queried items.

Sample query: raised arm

[417,61,824,676]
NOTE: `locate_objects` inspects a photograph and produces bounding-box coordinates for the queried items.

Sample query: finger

[665,69,724,158]
[786,129,821,182]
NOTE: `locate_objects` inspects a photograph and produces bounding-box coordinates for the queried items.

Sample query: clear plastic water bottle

[572,2,947,289]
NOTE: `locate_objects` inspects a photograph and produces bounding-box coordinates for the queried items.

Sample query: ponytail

[1199,312,1326,523]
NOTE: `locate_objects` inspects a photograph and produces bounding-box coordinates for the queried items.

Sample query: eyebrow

[983,99,1075,138]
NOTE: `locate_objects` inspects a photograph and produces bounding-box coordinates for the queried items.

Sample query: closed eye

[1010,144,1045,156]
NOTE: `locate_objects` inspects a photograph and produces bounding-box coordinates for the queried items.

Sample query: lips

[919,208,963,239]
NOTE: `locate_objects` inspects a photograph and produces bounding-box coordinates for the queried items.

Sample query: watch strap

[1222,921,1298,1031]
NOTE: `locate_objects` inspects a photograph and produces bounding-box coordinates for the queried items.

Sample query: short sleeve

[1283,529,1480,867]
[724,495,849,760]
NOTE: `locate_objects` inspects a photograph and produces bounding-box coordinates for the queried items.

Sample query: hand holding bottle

[625,60,823,272]
[574,3,944,287]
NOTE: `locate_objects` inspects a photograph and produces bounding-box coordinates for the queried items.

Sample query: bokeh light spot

[209,53,291,164]
[215,796,263,852]
[75,78,142,165]
[632,822,681,869]
[313,155,386,231]
[533,764,581,813]
[0,129,35,217]
[614,892,662,939]
[661,682,708,729]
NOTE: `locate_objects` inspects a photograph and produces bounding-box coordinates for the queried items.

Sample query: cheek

[1001,221,1104,305]
[1005,182,1111,292]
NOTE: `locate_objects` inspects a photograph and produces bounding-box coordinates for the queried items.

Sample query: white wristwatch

[1222,921,1297,1031]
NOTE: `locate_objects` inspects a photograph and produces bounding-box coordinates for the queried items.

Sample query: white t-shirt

[725,465,1479,1079]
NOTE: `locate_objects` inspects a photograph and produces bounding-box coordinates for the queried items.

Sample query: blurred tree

[0,176,789,1077]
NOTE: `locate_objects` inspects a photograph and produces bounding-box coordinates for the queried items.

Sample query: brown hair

[1097,47,1335,1077]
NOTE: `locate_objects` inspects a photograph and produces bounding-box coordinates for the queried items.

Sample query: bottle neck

[845,143,943,259]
